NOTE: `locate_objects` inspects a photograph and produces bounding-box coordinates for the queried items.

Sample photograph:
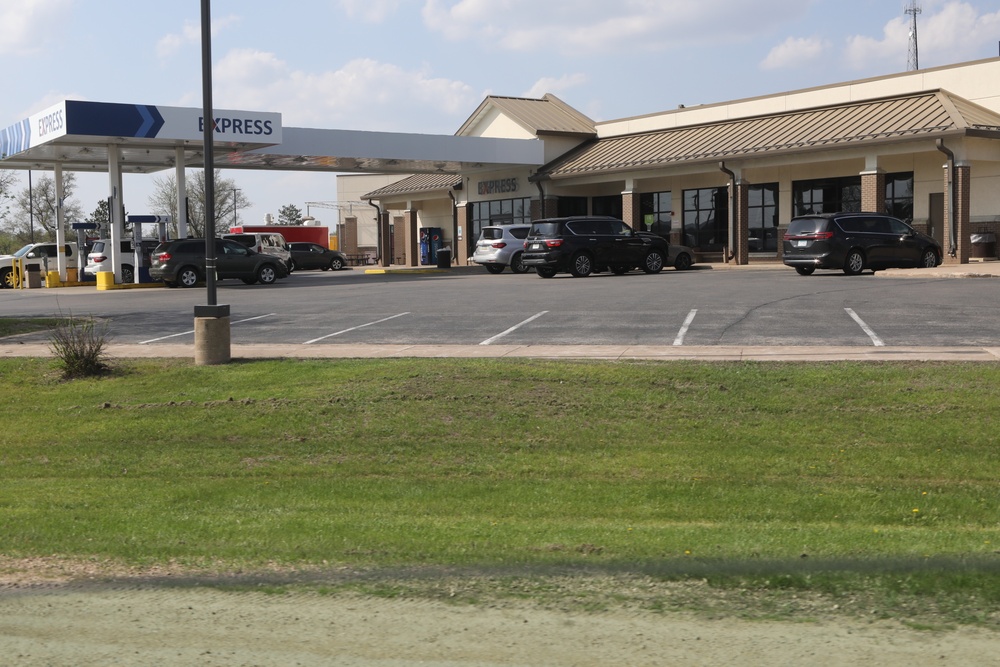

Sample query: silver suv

[472,225,531,274]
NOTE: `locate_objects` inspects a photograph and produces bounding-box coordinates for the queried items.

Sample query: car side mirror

[26,252,37,258]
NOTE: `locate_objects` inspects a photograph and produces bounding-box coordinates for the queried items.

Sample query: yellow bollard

[96,272,115,290]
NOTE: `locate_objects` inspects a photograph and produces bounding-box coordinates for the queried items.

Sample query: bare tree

[7,172,83,243]
[148,170,252,237]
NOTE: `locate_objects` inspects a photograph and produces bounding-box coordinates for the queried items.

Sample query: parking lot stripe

[138,313,277,344]
[303,313,411,344]
[845,308,885,347]
[673,309,698,346]
[480,311,549,346]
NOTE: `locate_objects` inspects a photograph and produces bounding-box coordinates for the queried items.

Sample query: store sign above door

[22,100,282,148]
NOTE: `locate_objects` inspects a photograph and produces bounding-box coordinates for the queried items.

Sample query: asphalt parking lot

[2,264,1000,358]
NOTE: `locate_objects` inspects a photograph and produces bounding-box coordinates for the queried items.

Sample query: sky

[2,0,1000,227]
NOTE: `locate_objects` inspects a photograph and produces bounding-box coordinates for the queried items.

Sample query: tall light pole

[193,0,231,365]
[232,188,240,229]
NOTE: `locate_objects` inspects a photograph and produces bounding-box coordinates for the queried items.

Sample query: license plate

[530,242,543,250]
[796,240,808,247]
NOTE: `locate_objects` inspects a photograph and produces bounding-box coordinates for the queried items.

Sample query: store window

[591,195,622,219]
[639,191,672,237]
[557,197,587,217]
[682,187,727,250]
[468,197,531,256]
[885,172,914,220]
[793,176,862,215]
[748,183,779,252]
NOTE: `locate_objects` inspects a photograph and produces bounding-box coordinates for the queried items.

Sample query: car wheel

[673,252,693,271]
[257,265,278,285]
[241,278,258,285]
[485,263,505,274]
[536,267,557,278]
[178,266,200,287]
[795,266,816,276]
[610,265,630,275]
[920,248,938,268]
[121,265,135,284]
[642,250,665,274]
[509,252,529,274]
[329,257,344,271]
[570,252,593,277]
[843,250,865,275]
[0,268,13,289]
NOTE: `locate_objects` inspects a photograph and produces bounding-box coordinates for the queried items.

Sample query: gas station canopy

[0,99,544,175]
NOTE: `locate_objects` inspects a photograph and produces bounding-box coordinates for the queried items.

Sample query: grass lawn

[1,355,999,623]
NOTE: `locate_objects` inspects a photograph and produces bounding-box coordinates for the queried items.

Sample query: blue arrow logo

[134,105,165,138]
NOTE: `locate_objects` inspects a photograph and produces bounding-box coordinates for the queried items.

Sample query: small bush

[48,315,112,378]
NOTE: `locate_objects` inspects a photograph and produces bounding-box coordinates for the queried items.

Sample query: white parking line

[303,312,410,344]
[480,311,549,346]
[139,313,277,344]
[845,308,885,347]
[673,309,697,346]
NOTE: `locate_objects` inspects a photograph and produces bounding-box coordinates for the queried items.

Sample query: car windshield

[12,244,36,257]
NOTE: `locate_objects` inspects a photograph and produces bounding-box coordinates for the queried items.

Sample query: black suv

[149,238,289,287]
[782,212,941,275]
[521,216,668,278]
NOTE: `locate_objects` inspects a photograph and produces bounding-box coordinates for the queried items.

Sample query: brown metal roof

[535,91,1000,181]
[362,173,461,199]
[456,93,596,138]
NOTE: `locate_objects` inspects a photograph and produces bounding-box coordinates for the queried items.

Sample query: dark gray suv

[782,212,941,275]
[149,239,289,287]
[521,216,668,278]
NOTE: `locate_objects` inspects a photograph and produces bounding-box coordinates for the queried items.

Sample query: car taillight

[491,242,507,249]
[544,239,563,248]
[92,255,107,263]
[783,231,834,241]
[153,252,171,262]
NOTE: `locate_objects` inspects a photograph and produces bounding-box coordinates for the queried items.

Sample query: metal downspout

[935,139,957,257]
[718,162,736,262]
[367,199,383,262]
[447,189,458,261]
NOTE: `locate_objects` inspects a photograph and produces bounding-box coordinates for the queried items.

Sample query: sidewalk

[3,342,999,362]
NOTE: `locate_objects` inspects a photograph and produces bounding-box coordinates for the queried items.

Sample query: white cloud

[761,36,830,70]
[0,0,72,55]
[421,0,809,54]
[522,74,588,99]
[157,14,240,59]
[844,1,1000,70]
[212,49,480,132]
[338,0,402,23]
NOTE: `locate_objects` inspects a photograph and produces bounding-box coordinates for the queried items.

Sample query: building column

[734,180,750,265]
[944,164,972,264]
[456,203,470,265]
[343,216,359,256]
[861,169,886,213]
[404,208,419,267]
[621,189,640,230]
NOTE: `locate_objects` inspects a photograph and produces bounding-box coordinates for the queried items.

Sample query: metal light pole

[193,0,231,365]
[233,188,240,228]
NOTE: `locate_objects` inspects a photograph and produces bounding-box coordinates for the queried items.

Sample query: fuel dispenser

[124,215,171,283]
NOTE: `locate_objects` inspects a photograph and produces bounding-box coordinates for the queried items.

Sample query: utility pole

[906,1,921,71]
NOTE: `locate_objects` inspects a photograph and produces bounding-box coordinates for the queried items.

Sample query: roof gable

[457,93,595,139]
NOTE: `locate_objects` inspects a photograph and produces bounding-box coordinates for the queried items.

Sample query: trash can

[436,247,451,269]
[970,233,997,259]
[24,266,42,289]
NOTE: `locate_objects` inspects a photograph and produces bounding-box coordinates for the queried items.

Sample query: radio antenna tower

[905,1,921,71]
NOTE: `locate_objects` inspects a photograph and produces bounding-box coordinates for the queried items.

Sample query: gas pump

[125,215,171,283]
[71,222,98,281]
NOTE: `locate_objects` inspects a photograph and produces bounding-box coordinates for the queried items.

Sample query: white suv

[84,238,161,283]
[472,225,531,274]
[1,242,80,288]
[222,233,293,272]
